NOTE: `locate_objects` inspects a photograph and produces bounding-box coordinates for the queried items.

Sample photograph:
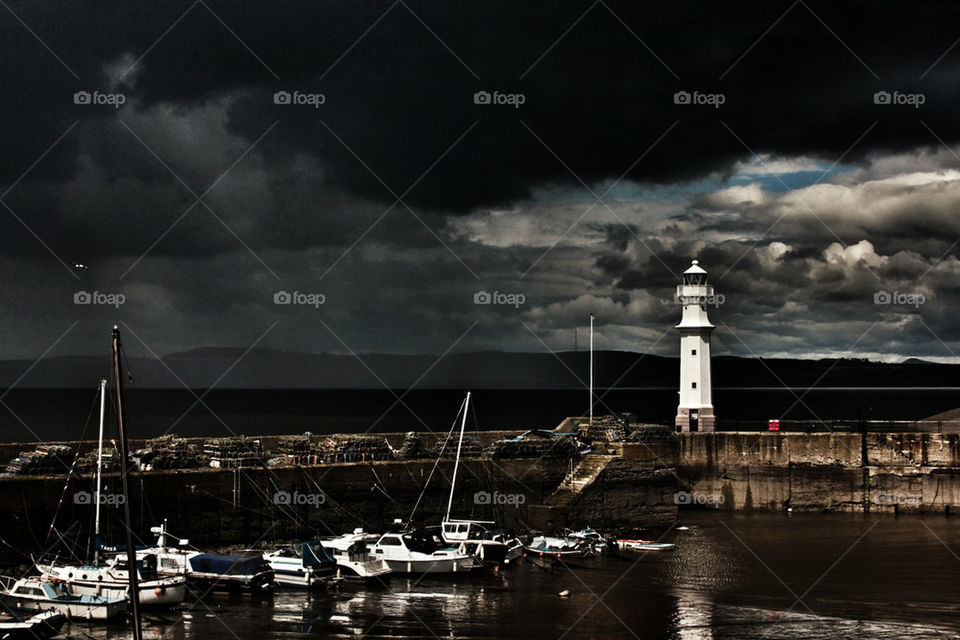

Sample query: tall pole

[445,392,470,521]
[112,326,142,640]
[93,377,106,566]
[589,314,594,426]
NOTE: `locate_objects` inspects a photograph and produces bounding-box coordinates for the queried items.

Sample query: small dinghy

[523,535,588,559]
[0,610,66,639]
[615,539,676,552]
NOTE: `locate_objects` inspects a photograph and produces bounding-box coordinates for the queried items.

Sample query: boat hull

[334,561,393,581]
[381,557,476,574]
[187,572,274,594]
[49,579,185,606]
[0,596,127,621]
[268,564,330,589]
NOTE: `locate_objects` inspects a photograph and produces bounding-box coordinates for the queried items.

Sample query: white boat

[0,610,66,639]
[263,541,338,588]
[0,576,127,621]
[616,539,675,552]
[37,553,187,606]
[371,530,477,574]
[320,530,392,581]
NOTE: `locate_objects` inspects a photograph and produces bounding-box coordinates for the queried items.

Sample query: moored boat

[139,521,274,593]
[371,530,477,574]
[0,575,127,621]
[523,535,589,559]
[37,553,187,606]
[263,541,338,588]
[320,530,392,581]
[186,553,275,593]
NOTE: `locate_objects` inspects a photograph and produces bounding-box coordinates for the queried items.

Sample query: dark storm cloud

[4,1,960,237]
[2,1,960,364]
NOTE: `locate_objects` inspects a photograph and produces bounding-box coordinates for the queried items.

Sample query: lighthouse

[675,260,717,432]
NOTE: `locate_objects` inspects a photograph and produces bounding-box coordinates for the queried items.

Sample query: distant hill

[0,348,957,390]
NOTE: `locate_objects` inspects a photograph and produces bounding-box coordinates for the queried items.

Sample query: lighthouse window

[691,349,696,355]
[692,382,697,388]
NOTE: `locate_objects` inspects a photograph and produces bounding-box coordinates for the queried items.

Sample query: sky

[2,0,960,366]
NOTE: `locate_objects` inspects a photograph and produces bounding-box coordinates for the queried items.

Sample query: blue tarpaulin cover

[188,553,269,576]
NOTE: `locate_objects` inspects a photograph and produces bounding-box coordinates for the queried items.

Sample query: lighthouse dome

[684,259,707,275]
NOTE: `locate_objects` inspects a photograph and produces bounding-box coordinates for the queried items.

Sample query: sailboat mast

[589,314,594,426]
[445,391,470,521]
[112,326,142,640]
[93,377,106,566]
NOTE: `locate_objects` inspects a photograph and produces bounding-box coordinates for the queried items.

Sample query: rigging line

[285,471,343,539]
[254,471,313,532]
[188,488,280,520]
[43,388,99,547]
[407,395,467,524]
[367,464,396,504]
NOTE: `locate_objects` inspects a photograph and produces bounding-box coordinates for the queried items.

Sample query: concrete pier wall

[678,432,960,513]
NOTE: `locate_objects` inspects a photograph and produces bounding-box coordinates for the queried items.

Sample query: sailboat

[438,392,511,566]
[37,331,187,609]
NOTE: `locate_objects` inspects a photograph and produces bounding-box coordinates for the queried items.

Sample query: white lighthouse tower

[675,260,716,432]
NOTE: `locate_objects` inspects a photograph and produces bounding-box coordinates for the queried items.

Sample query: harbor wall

[677,432,960,513]
[0,456,576,551]
[6,431,960,560]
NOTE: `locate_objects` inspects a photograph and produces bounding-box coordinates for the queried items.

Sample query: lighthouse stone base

[675,407,716,433]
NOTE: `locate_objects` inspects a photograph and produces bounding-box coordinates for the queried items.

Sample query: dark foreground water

[2,387,959,441]
[61,513,960,640]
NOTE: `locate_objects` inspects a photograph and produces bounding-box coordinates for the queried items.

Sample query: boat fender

[154,587,164,596]
[558,590,570,597]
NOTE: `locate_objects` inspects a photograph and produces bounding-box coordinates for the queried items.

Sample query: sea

[0,387,958,442]
[53,512,960,639]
